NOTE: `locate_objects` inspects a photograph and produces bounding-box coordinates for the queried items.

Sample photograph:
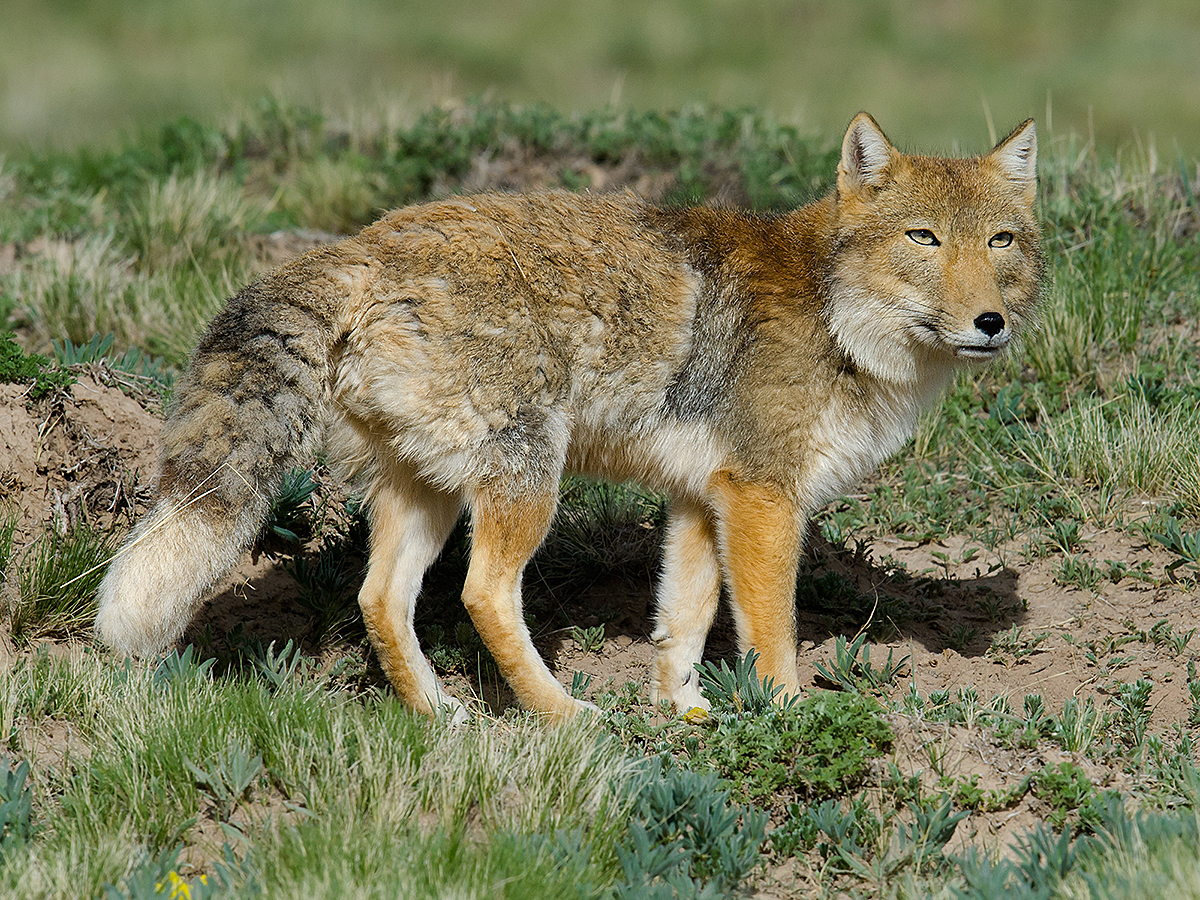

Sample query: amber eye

[906,229,940,246]
[989,231,1014,248]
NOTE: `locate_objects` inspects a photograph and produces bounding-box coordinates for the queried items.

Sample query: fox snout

[950,308,1011,360]
[973,311,1005,338]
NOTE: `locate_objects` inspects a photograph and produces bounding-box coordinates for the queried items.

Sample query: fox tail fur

[95,250,349,658]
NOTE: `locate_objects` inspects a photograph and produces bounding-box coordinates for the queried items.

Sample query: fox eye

[906,229,940,246]
[989,231,1014,248]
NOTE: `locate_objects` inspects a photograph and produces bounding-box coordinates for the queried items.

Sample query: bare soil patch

[0,375,161,544]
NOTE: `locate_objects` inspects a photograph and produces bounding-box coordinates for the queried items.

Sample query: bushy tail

[94,498,264,658]
[96,251,348,658]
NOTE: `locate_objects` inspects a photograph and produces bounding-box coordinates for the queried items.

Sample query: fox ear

[989,119,1037,201]
[839,112,896,195]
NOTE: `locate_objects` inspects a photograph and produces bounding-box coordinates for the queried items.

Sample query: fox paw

[650,676,710,718]
[551,697,602,723]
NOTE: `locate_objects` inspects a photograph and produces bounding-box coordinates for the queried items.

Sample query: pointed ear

[838,112,897,195]
[989,119,1037,201]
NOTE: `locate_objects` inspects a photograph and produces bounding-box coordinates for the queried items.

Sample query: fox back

[96,113,1043,720]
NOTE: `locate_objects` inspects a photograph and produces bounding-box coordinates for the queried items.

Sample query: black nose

[974,312,1005,337]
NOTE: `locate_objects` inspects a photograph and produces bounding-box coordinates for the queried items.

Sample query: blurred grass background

[3,0,1198,156]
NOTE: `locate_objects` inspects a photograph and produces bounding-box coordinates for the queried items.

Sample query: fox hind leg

[358,466,464,721]
[650,499,722,713]
[461,487,590,721]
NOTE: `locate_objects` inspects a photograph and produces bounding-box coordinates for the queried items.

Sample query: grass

[1,641,1199,897]
[9,525,116,646]
[3,1,1200,158]
[1,101,841,364]
[1055,812,1200,900]
[0,648,769,898]
[0,331,74,399]
[0,99,1199,896]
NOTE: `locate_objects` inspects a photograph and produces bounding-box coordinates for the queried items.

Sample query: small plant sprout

[250,639,309,689]
[0,755,35,854]
[266,468,319,542]
[1188,662,1200,728]
[812,633,911,695]
[974,594,1006,623]
[1112,678,1154,750]
[570,671,593,700]
[924,739,948,778]
[956,686,984,730]
[1151,515,1200,576]
[1103,558,1156,585]
[948,623,979,652]
[1051,696,1102,754]
[1148,619,1196,656]
[184,741,264,824]
[152,644,216,687]
[987,626,1049,667]
[569,624,606,653]
[1050,517,1085,553]
[697,649,796,714]
[930,548,953,579]
[1056,554,1103,592]
[1016,693,1053,746]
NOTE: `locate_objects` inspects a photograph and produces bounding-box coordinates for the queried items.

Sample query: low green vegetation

[0,100,1198,896]
[9,525,116,646]
[0,100,836,363]
[681,653,895,806]
[0,646,769,899]
[0,331,74,399]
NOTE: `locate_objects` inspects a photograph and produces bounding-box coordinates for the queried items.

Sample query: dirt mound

[0,375,162,542]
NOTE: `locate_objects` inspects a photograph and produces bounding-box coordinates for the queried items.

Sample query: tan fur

[357,458,462,719]
[95,114,1043,720]
[707,470,804,695]
[461,489,578,719]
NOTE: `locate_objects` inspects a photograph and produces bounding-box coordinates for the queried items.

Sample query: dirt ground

[1,236,1196,873]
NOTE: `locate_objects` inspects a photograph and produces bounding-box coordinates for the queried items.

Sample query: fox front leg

[650,498,723,713]
[708,470,804,701]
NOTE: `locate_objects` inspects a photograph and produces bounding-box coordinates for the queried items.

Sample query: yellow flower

[155,871,207,899]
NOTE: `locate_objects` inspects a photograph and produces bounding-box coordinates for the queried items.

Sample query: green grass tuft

[8,524,116,645]
[0,331,73,399]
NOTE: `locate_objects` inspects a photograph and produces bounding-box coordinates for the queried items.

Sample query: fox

[95,112,1043,721]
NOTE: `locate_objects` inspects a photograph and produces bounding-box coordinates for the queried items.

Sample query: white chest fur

[803,370,952,509]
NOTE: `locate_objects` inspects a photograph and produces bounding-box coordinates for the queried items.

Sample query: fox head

[826,112,1044,384]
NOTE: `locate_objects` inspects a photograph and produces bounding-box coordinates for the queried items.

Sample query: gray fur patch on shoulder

[663,282,748,423]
